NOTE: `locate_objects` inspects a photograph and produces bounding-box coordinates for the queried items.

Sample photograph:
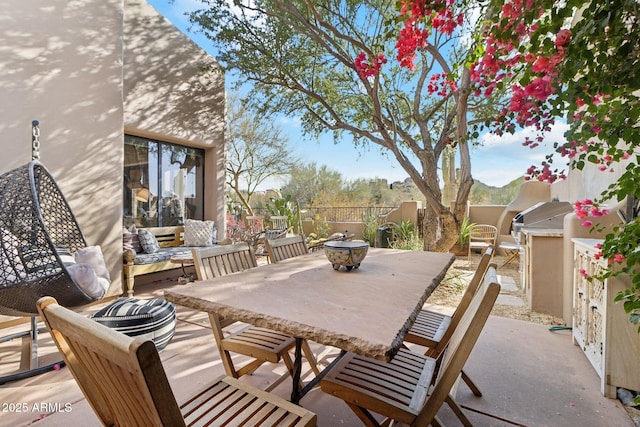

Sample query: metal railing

[301,206,395,222]
[252,206,395,222]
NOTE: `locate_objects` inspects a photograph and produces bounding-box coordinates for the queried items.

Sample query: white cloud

[279,115,302,127]
[479,121,569,149]
[468,121,570,186]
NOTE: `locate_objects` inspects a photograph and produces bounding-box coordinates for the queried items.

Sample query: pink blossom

[524,75,555,101]
[614,253,625,263]
[582,220,593,227]
[531,56,551,73]
[554,29,571,47]
[580,268,589,277]
[354,52,387,78]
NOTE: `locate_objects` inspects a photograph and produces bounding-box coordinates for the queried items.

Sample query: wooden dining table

[164,247,454,404]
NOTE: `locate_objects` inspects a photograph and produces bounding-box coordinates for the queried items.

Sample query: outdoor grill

[512,200,573,318]
[511,201,573,244]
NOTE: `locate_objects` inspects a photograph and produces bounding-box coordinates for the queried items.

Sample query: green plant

[361,210,383,247]
[389,231,424,251]
[312,214,330,239]
[388,220,424,251]
[457,218,475,247]
[266,195,300,233]
[392,220,415,242]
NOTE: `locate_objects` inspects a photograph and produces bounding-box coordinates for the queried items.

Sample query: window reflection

[124,136,203,227]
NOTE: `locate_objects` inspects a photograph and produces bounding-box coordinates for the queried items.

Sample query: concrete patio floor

[0,255,637,426]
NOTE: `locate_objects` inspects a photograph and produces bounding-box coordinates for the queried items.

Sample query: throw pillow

[137,228,160,254]
[74,245,110,282]
[122,227,136,255]
[184,219,214,247]
[67,263,108,299]
[124,225,142,253]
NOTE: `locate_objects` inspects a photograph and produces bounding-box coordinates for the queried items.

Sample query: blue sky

[148,0,567,189]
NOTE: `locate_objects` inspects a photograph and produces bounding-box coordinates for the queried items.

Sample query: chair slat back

[266,235,308,263]
[469,224,497,244]
[413,266,500,426]
[192,243,257,280]
[428,246,494,356]
[269,215,288,231]
[36,297,185,427]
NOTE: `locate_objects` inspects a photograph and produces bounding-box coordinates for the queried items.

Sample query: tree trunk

[422,204,459,252]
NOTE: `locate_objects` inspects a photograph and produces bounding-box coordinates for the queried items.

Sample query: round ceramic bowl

[323,241,369,271]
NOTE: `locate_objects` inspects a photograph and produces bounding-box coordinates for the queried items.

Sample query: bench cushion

[133,247,194,265]
[91,297,176,350]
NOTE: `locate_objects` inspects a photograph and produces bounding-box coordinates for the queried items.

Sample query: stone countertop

[521,227,564,237]
[165,248,454,361]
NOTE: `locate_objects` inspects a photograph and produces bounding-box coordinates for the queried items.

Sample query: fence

[300,206,395,222]
[253,206,395,223]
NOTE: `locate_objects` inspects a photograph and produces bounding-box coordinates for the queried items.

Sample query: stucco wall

[0,0,226,320]
[124,0,226,235]
[0,0,124,301]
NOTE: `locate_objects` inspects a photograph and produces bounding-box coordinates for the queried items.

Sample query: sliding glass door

[124,135,204,227]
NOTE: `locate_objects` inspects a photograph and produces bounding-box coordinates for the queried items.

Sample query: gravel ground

[430,253,567,326]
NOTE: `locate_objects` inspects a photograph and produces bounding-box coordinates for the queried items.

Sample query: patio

[0,253,637,426]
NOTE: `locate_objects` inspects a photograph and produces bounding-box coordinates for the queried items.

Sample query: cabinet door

[585,276,605,375]
[573,245,604,376]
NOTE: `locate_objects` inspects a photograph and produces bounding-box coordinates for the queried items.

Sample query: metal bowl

[323,241,369,271]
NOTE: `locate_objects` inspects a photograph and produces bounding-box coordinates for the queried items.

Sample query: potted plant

[450,217,475,256]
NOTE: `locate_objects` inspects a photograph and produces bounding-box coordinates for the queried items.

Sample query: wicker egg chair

[0,158,103,383]
[0,161,96,316]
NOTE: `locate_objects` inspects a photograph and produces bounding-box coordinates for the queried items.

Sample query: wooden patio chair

[36,296,316,427]
[265,235,309,264]
[320,266,501,427]
[269,215,289,232]
[405,246,494,398]
[468,224,497,266]
[192,244,320,391]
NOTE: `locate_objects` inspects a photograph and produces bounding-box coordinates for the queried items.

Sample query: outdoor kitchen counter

[520,227,564,237]
[520,228,564,318]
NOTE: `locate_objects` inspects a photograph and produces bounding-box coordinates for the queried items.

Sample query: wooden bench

[123,226,213,297]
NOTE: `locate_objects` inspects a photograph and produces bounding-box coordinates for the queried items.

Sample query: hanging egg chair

[0,161,96,316]
[0,120,106,384]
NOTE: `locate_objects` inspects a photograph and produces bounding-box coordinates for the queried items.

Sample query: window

[124,135,204,227]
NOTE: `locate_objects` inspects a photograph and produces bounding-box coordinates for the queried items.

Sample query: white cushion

[184,219,215,247]
[67,263,108,299]
[74,245,110,281]
[57,247,76,266]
